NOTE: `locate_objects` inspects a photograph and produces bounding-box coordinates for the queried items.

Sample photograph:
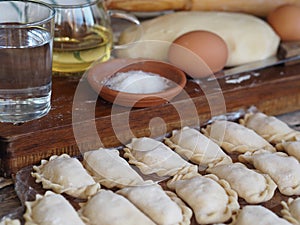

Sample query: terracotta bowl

[87,58,187,107]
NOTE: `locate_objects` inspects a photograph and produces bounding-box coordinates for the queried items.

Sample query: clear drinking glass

[41,0,140,73]
[0,0,55,123]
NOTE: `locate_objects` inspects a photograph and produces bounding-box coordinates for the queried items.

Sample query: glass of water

[0,0,55,123]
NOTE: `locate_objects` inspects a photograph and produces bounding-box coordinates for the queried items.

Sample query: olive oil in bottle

[53,25,113,73]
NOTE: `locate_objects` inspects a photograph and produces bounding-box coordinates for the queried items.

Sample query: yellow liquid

[52,25,113,73]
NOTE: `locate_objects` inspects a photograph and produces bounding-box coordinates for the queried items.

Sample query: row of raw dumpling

[240,112,300,173]
[31,141,238,224]
[160,124,278,204]
[11,193,300,225]
[23,182,193,225]
[123,129,296,225]
[160,112,300,224]
[124,128,282,224]
[202,111,300,156]
[29,111,300,224]
[196,112,300,197]
[108,114,298,224]
[30,150,193,224]
[219,205,291,225]
[240,112,300,145]
[217,196,300,225]
[0,218,20,225]
[128,124,293,224]
[31,132,240,224]
[122,114,300,224]
[31,149,151,200]
[123,136,241,225]
[35,113,290,200]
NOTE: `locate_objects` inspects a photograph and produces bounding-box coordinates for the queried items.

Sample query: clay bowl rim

[86,58,187,107]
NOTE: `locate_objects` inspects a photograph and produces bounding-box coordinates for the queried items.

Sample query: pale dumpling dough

[78,189,155,225]
[281,197,300,224]
[202,120,276,153]
[239,150,300,196]
[118,11,279,67]
[83,148,146,188]
[207,162,277,204]
[167,173,239,224]
[230,205,291,225]
[31,154,100,199]
[164,126,232,170]
[240,112,300,144]
[23,191,85,225]
[276,141,300,162]
[117,183,192,225]
[124,137,198,177]
[0,218,20,225]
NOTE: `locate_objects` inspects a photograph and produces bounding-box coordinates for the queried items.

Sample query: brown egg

[267,4,300,41]
[168,30,228,78]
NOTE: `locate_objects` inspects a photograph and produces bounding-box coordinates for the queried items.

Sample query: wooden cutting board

[0,60,300,177]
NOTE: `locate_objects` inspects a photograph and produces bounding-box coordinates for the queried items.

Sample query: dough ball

[118,11,280,67]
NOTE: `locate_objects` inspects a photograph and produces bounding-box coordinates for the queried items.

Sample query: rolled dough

[118,11,280,67]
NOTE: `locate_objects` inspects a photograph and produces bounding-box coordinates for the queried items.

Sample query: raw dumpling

[240,112,300,144]
[83,148,146,188]
[239,150,300,196]
[167,173,239,224]
[23,191,85,225]
[202,120,276,153]
[281,197,300,224]
[31,154,99,199]
[207,162,277,204]
[0,218,20,225]
[78,189,156,225]
[124,137,198,177]
[164,126,232,170]
[230,205,291,225]
[276,141,300,162]
[117,183,192,225]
